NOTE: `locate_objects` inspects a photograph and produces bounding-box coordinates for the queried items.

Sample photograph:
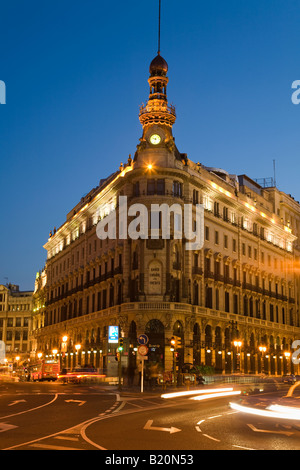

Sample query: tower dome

[149,53,168,76]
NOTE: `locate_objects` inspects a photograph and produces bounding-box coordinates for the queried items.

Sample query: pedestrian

[127,364,136,386]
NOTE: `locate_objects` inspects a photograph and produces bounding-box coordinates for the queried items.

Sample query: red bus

[29,360,60,382]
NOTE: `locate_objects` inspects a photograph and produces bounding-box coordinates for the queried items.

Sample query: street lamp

[233,341,242,373]
[61,335,68,370]
[75,344,81,366]
[259,346,267,374]
[15,356,20,373]
[284,351,291,374]
[170,337,176,386]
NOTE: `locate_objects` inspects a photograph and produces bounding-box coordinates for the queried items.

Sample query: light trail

[230,401,300,420]
[161,387,237,399]
[190,390,241,401]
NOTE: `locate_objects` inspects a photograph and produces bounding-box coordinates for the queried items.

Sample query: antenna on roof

[158,0,161,54]
[273,159,277,187]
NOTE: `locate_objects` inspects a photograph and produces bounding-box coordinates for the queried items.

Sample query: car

[181,363,205,385]
[282,374,296,383]
[58,366,105,384]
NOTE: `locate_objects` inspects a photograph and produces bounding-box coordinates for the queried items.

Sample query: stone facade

[32,53,300,377]
[0,284,33,363]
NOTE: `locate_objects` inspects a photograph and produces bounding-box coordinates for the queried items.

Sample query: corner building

[34,53,300,377]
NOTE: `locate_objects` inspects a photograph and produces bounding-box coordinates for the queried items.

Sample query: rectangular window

[173,181,182,197]
[224,235,228,249]
[215,231,219,245]
[225,292,230,313]
[147,179,155,195]
[205,226,210,241]
[193,190,199,205]
[133,181,140,197]
[156,179,165,195]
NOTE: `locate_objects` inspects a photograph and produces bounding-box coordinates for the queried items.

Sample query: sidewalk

[93,373,289,398]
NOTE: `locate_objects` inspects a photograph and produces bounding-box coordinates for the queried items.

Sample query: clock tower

[139,52,176,140]
[134,52,184,167]
[134,0,188,167]
[138,52,176,150]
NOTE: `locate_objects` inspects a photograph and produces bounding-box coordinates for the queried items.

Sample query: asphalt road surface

[0,380,299,452]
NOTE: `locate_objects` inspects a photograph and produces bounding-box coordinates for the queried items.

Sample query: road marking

[232,445,255,450]
[112,401,126,413]
[1,393,123,451]
[143,419,181,434]
[247,423,294,436]
[80,418,108,450]
[202,434,220,442]
[0,423,18,433]
[195,411,239,438]
[124,401,144,408]
[8,400,26,406]
[65,399,86,406]
[30,443,81,450]
[55,435,79,441]
[0,394,59,420]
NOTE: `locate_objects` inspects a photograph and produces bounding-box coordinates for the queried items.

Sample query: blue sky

[0,0,300,290]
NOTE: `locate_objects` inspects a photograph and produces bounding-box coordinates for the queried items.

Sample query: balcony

[192,267,203,275]
[36,301,300,338]
[173,262,181,271]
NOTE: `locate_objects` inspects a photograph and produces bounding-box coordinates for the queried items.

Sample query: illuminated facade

[33,52,300,377]
[0,283,33,363]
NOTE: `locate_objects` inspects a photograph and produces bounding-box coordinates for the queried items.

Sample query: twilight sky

[0,0,300,290]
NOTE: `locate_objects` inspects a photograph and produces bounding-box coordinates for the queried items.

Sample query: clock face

[149,133,161,145]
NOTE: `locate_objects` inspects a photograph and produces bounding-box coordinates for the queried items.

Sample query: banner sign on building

[108,326,119,344]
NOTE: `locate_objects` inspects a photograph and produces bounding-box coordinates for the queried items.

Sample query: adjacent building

[0,283,33,363]
[32,51,300,377]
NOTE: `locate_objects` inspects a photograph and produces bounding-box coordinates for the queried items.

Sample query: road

[0,380,300,452]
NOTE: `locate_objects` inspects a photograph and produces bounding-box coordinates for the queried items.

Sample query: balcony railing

[36,301,300,337]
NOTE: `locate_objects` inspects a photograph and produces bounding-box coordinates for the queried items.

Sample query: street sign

[137,334,149,345]
[138,345,148,356]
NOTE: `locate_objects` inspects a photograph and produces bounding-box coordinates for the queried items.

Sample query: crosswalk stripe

[54,436,79,441]
[30,443,81,450]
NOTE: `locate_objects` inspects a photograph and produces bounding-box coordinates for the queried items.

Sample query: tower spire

[138,0,176,141]
[158,0,161,55]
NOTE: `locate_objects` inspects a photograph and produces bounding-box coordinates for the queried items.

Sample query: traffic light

[176,336,182,348]
[118,338,124,352]
[170,336,176,351]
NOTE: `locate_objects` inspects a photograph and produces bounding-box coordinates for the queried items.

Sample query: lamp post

[75,344,81,367]
[15,356,20,372]
[170,337,176,386]
[233,340,242,373]
[284,351,291,374]
[259,346,267,374]
[61,335,68,371]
